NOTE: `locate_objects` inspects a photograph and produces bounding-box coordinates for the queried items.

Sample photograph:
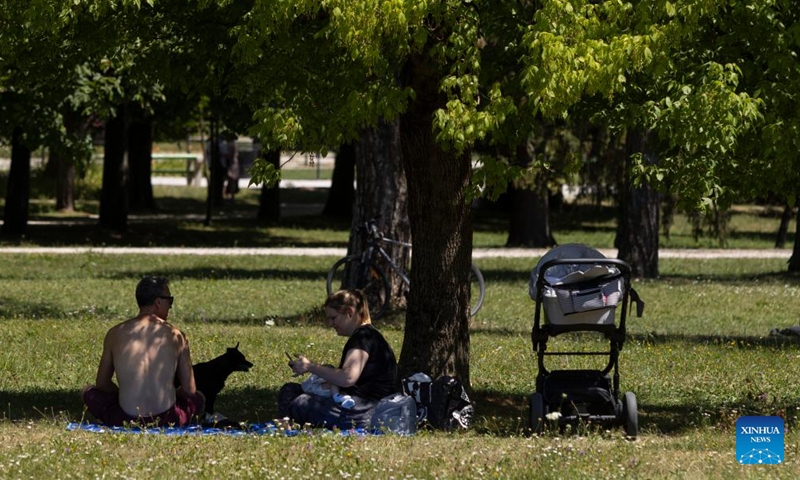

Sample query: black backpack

[402,374,474,431]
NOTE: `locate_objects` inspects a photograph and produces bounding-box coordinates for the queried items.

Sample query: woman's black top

[338,324,397,401]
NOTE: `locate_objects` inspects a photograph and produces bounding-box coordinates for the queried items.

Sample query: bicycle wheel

[326,256,391,319]
[469,264,486,317]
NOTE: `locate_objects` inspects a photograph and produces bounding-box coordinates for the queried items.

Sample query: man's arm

[174,330,197,398]
[95,330,118,394]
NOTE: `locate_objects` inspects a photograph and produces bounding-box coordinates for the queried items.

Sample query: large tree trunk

[322,143,356,218]
[1,127,31,236]
[789,204,800,273]
[99,107,129,232]
[616,130,659,278]
[127,115,155,211]
[257,149,281,222]
[506,143,555,247]
[396,55,473,386]
[351,120,410,305]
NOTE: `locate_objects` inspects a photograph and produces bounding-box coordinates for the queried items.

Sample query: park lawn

[1,254,800,478]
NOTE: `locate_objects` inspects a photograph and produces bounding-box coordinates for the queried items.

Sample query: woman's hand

[289,354,312,376]
[289,350,369,387]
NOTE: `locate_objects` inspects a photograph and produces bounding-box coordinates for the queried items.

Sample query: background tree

[0,1,100,234]
[257,149,281,223]
[698,1,800,271]
[503,122,582,248]
[127,110,156,212]
[322,144,355,219]
[351,121,410,306]
[234,0,766,382]
[99,106,129,231]
[616,130,660,277]
[611,1,800,272]
[2,128,31,236]
[521,0,761,277]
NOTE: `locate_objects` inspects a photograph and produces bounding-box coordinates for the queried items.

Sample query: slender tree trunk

[396,54,473,386]
[210,130,225,209]
[322,143,356,218]
[43,148,58,178]
[205,119,220,226]
[351,120,410,305]
[52,109,88,212]
[127,115,155,211]
[99,107,129,232]
[661,193,677,240]
[616,129,659,278]
[789,205,800,273]
[506,143,555,247]
[776,201,795,249]
[51,152,75,212]
[257,149,281,222]
[1,127,31,236]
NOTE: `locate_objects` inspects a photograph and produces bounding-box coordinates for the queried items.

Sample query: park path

[0,246,791,259]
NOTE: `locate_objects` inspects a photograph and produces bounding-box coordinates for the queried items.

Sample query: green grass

[2,254,800,478]
[279,167,334,180]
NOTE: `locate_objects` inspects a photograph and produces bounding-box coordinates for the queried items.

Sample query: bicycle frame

[328,217,486,318]
[362,234,412,287]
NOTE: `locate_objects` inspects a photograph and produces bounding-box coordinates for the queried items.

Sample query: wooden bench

[151,153,203,185]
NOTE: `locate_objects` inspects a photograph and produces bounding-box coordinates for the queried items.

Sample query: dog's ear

[235,342,240,349]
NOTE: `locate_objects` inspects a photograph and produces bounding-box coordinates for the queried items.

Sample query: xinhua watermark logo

[736,416,784,465]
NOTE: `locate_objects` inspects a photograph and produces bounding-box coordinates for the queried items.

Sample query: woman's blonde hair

[324,289,372,325]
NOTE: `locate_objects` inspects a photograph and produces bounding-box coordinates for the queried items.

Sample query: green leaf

[247,160,281,188]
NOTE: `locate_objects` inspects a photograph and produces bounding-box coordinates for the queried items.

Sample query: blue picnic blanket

[66,422,372,437]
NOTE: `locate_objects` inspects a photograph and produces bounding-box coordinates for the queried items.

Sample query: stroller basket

[549,271,622,325]
[530,245,626,330]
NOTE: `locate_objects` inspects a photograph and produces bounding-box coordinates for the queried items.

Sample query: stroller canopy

[529,244,609,301]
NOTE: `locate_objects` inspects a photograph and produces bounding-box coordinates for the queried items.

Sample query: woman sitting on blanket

[278,289,398,429]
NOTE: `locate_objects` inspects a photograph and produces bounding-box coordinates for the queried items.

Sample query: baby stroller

[528,244,644,436]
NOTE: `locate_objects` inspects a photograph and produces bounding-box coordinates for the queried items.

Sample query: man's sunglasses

[157,295,174,306]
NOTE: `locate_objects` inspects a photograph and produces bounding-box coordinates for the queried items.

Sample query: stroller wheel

[529,392,545,434]
[622,391,638,437]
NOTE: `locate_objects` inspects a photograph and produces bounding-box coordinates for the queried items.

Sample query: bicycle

[326,217,486,319]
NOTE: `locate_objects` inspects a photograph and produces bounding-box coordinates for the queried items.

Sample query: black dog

[176,343,253,415]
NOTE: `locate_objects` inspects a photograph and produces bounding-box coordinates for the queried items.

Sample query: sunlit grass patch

[2,254,800,477]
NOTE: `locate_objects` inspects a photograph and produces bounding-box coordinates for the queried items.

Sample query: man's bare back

[104,314,191,417]
[84,276,201,425]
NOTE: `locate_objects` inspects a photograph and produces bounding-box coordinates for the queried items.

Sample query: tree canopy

[3,0,784,206]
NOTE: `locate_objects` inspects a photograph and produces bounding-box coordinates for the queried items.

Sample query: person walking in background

[222,135,240,202]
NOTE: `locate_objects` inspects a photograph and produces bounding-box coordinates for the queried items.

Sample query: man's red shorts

[82,387,204,427]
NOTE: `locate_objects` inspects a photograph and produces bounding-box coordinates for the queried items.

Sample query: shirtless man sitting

[82,276,204,426]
